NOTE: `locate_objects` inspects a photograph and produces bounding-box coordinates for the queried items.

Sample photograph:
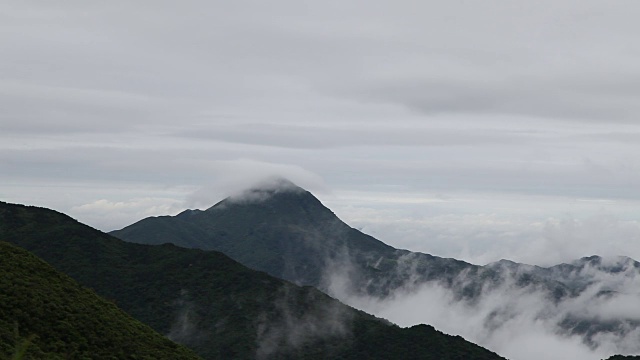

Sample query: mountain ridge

[0,200,506,360]
[114,182,399,289]
[110,179,640,357]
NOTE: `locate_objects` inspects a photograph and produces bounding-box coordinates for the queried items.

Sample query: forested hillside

[0,241,200,359]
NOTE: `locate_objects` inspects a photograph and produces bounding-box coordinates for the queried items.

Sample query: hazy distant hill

[0,241,200,360]
[111,179,640,356]
[0,200,505,360]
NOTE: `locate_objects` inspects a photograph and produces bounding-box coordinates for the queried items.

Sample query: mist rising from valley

[323,251,640,360]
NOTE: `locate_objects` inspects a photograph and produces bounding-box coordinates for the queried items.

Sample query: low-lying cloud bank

[325,253,640,360]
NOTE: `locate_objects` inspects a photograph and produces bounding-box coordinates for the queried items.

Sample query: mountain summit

[222,177,306,204]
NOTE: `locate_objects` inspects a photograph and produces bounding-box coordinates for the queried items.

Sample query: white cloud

[326,255,640,360]
[184,159,328,209]
[325,190,640,266]
[70,197,186,230]
[3,1,640,218]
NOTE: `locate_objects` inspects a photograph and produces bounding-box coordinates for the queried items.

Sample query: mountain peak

[214,177,308,207]
[245,176,304,193]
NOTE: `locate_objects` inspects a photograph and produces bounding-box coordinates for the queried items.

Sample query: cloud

[70,197,185,230]
[4,1,640,209]
[342,73,640,123]
[255,285,352,359]
[324,253,640,360]
[0,80,172,134]
[303,1,640,123]
[167,289,201,345]
[174,122,530,149]
[184,159,328,209]
[224,177,305,205]
[326,191,640,267]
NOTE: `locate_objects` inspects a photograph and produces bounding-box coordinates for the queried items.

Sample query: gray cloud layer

[2,1,640,266]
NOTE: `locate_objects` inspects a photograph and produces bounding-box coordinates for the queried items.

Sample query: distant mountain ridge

[111,179,640,356]
[0,200,506,360]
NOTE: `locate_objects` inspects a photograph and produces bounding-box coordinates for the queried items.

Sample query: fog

[167,289,200,344]
[324,252,640,360]
[255,285,352,359]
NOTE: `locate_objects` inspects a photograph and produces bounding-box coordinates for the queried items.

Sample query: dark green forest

[0,241,200,359]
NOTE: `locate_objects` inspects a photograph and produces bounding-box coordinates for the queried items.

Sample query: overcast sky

[2,1,640,266]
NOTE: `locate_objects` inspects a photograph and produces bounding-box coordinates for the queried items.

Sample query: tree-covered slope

[0,201,506,360]
[0,241,200,360]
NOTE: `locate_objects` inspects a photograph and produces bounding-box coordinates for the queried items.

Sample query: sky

[2,1,640,267]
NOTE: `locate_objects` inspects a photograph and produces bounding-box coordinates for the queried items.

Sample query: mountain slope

[111,180,577,305]
[113,179,398,288]
[111,179,485,298]
[0,241,200,360]
[0,201,505,360]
